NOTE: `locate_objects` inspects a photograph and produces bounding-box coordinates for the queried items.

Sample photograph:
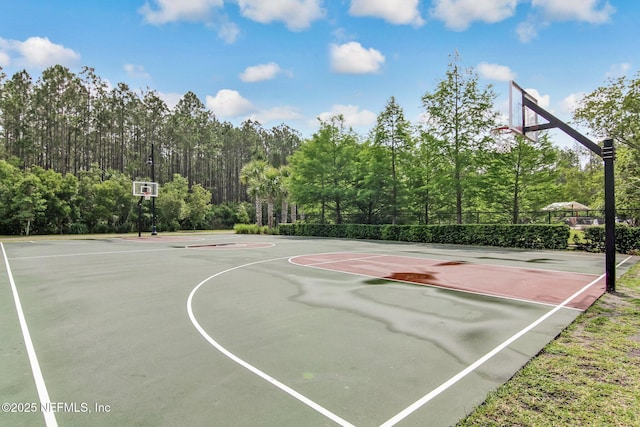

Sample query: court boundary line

[1,242,58,427]
[289,250,601,278]
[379,255,633,426]
[186,256,356,427]
[288,253,586,309]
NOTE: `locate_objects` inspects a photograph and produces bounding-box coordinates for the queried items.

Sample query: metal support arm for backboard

[524,99,602,156]
[523,96,616,292]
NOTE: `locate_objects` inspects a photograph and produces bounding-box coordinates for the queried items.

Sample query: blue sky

[0,0,637,145]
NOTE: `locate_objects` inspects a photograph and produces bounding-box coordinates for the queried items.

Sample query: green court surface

[1,234,636,427]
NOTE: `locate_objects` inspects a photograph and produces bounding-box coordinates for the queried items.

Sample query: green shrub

[579,225,640,254]
[278,223,569,250]
[233,224,269,234]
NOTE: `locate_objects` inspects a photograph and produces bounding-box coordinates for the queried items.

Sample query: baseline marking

[380,256,633,426]
[186,256,355,427]
[1,243,57,427]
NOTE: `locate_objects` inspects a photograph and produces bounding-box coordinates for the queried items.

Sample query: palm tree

[278,166,291,224]
[264,166,279,228]
[240,160,269,227]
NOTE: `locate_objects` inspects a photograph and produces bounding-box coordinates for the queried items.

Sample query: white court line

[292,253,388,267]
[1,243,58,427]
[380,255,633,427]
[8,247,177,260]
[289,253,591,309]
[186,256,356,427]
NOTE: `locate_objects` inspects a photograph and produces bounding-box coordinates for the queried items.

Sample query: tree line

[1,56,639,235]
[284,56,640,226]
[0,64,302,204]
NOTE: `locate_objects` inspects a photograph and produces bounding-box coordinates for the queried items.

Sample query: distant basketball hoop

[132,181,159,237]
[133,181,159,198]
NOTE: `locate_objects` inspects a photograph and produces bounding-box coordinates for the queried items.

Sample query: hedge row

[278,223,570,250]
[576,225,640,254]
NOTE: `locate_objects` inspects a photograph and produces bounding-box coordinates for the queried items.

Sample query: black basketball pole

[603,139,616,292]
[150,143,158,236]
[138,197,143,237]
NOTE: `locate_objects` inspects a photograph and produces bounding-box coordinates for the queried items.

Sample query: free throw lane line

[1,242,58,427]
[380,256,633,426]
[186,256,355,427]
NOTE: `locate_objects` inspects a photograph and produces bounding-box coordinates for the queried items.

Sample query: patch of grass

[569,229,586,246]
[458,262,640,426]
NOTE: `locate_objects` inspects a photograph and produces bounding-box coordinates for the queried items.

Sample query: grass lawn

[458,262,640,426]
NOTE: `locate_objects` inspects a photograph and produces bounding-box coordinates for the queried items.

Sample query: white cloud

[140,1,240,43]
[240,62,282,82]
[0,37,80,69]
[519,0,615,42]
[124,64,151,79]
[477,62,516,81]
[430,0,518,31]
[561,92,584,114]
[516,19,547,43]
[531,0,615,24]
[249,106,303,124]
[206,89,255,117]
[158,92,184,110]
[236,0,325,31]
[0,50,10,67]
[524,87,550,109]
[139,0,223,24]
[317,104,377,128]
[330,42,385,74]
[605,63,631,79]
[216,20,241,44]
[349,0,424,26]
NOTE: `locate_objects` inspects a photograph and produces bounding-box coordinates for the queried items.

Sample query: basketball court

[1,233,635,426]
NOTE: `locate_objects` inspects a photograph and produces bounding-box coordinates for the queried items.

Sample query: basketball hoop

[490,126,515,153]
[133,181,159,199]
[491,125,512,135]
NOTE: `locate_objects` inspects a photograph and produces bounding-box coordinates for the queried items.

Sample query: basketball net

[490,126,515,154]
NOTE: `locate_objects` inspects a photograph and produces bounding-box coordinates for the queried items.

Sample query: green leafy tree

[421,52,498,223]
[31,166,79,233]
[480,133,559,223]
[573,72,640,150]
[157,174,189,231]
[0,70,34,166]
[353,141,387,224]
[288,116,359,224]
[554,147,604,208]
[615,145,640,223]
[32,65,87,173]
[185,183,212,230]
[0,159,26,234]
[91,171,134,232]
[11,173,47,235]
[409,132,451,224]
[372,96,414,224]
